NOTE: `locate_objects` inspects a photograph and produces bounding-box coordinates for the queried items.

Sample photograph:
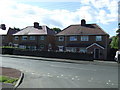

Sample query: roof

[86,43,105,49]
[7,28,20,35]
[0,28,8,35]
[57,24,108,36]
[13,26,55,36]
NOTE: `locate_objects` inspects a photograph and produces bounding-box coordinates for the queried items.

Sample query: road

[0,56,118,88]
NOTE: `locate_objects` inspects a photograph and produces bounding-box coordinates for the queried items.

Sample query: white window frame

[40,36,45,40]
[80,48,87,53]
[96,36,102,41]
[58,46,64,52]
[81,36,89,41]
[14,36,19,40]
[30,36,35,40]
[58,36,64,41]
[66,47,76,52]
[14,44,19,48]
[70,36,77,41]
[22,36,27,40]
[19,45,26,49]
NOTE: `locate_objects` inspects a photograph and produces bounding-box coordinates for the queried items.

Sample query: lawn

[0,76,18,84]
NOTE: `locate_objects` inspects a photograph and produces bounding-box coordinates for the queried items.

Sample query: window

[19,45,26,49]
[30,36,35,40]
[40,44,44,49]
[58,46,64,52]
[28,46,36,50]
[40,36,45,40]
[80,48,87,53]
[22,36,27,40]
[66,47,76,52]
[14,44,19,48]
[70,36,77,41]
[58,36,64,41]
[14,36,19,40]
[81,36,89,41]
[96,36,102,41]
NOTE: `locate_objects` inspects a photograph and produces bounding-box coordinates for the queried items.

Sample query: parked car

[115,50,120,63]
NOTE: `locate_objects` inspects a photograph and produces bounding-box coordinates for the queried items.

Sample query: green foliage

[0,76,18,84]
[110,36,119,49]
[0,46,17,49]
[116,29,120,33]
[51,27,61,33]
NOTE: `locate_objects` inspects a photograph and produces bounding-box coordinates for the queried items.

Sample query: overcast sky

[0,0,119,37]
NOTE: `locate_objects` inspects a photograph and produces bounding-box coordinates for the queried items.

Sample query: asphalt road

[0,56,118,88]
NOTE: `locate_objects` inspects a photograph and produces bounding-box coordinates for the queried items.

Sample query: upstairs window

[30,36,35,40]
[22,36,27,40]
[81,36,89,41]
[70,36,77,41]
[96,36,102,41]
[58,36,64,41]
[40,36,45,40]
[14,36,19,40]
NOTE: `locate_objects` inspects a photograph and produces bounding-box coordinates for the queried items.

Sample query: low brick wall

[13,49,93,61]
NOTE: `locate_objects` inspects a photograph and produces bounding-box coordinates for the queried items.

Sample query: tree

[51,28,61,34]
[117,23,120,49]
[110,36,119,49]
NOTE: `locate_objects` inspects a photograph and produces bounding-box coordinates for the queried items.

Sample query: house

[13,22,55,51]
[56,19,109,60]
[0,24,19,47]
[2,28,20,47]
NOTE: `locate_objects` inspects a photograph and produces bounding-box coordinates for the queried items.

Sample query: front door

[94,49,100,59]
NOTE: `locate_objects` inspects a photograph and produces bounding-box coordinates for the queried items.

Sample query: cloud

[0,0,118,33]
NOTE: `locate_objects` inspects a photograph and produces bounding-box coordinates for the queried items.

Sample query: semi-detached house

[13,22,55,51]
[56,19,109,60]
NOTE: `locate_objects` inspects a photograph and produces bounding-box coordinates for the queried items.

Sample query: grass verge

[0,75,18,85]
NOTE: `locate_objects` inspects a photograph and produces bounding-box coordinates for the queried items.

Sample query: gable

[86,43,105,49]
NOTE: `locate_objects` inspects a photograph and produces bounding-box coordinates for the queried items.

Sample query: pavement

[1,54,118,66]
[0,67,23,89]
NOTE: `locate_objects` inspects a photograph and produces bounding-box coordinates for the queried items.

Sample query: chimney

[81,19,86,26]
[0,24,6,30]
[34,22,39,28]
[34,22,42,29]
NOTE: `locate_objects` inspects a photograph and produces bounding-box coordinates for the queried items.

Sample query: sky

[0,0,119,37]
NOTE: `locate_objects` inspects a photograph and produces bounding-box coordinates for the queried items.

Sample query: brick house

[56,19,109,60]
[13,22,55,51]
[0,25,19,47]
